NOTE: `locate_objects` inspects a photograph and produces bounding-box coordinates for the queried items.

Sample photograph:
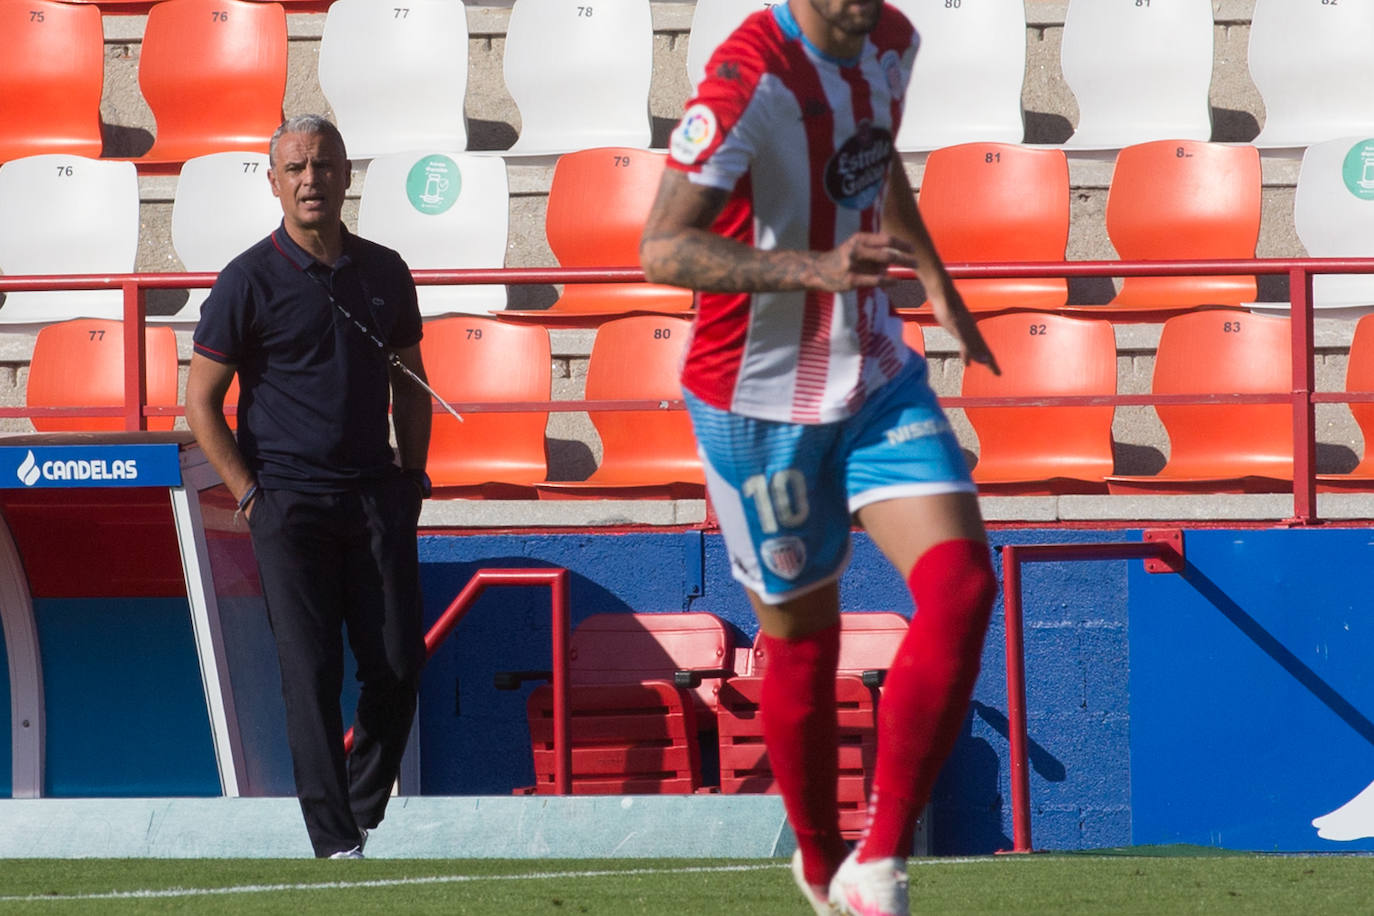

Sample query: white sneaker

[328,845,364,860]
[790,850,838,915]
[828,851,909,916]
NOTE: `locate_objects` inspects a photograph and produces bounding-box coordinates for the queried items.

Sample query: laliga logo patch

[16,450,39,487]
[760,536,807,581]
[824,119,893,210]
[670,104,718,166]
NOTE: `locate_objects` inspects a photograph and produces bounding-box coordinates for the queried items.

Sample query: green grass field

[0,850,1368,915]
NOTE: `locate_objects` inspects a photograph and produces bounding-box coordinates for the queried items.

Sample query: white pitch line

[0,863,784,904]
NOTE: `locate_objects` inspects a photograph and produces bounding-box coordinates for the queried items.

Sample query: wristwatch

[403,468,432,499]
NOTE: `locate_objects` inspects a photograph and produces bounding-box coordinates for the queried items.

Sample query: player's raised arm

[881,160,999,374]
[640,168,921,294]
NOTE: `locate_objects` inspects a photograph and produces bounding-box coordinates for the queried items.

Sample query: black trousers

[248,474,426,857]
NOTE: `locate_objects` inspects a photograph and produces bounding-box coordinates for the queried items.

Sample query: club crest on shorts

[760,536,807,581]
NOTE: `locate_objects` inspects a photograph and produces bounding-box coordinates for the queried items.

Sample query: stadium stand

[887,0,1026,151]
[26,318,179,432]
[500,147,693,326]
[1105,309,1294,494]
[1058,0,1213,150]
[0,0,105,165]
[356,152,509,317]
[962,312,1117,495]
[317,0,469,160]
[418,315,551,499]
[162,151,280,325]
[684,0,773,90]
[1318,314,1374,492]
[717,612,909,838]
[0,154,139,326]
[535,315,704,499]
[1279,136,1374,319]
[1248,0,1374,150]
[1067,139,1261,321]
[503,0,654,155]
[510,612,735,795]
[910,142,1070,315]
[133,0,287,172]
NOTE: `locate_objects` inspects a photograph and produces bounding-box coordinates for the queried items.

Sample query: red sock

[760,622,849,886]
[857,538,997,861]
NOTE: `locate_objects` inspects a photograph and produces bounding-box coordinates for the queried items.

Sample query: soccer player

[640,2,999,913]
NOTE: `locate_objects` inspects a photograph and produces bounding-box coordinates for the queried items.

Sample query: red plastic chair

[962,312,1117,494]
[515,612,735,795]
[900,319,925,356]
[536,315,704,499]
[418,316,551,499]
[1071,140,1261,321]
[134,0,288,172]
[912,142,1070,316]
[716,612,909,838]
[1105,309,1293,494]
[499,147,693,328]
[1318,314,1374,491]
[0,0,105,164]
[26,319,179,432]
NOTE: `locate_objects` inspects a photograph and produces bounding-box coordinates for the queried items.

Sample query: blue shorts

[686,356,974,604]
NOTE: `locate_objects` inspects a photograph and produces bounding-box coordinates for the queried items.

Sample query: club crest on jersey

[671,104,718,166]
[824,120,893,210]
[760,536,808,581]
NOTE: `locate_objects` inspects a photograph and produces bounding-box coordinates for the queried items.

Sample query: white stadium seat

[163,151,281,326]
[0,155,139,327]
[1059,0,1213,150]
[356,152,510,317]
[503,0,653,156]
[317,0,469,160]
[1283,136,1374,317]
[684,0,773,91]
[887,0,1026,151]
[1248,0,1374,150]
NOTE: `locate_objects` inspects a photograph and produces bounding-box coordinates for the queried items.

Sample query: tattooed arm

[640,169,922,293]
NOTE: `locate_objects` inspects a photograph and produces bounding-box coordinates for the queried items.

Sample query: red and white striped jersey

[667,2,919,424]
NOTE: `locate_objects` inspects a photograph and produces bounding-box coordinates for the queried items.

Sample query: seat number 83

[741,469,810,534]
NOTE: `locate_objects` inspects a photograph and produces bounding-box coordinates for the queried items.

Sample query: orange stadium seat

[1105,309,1293,494]
[717,612,909,838]
[499,147,693,328]
[962,312,1117,495]
[900,319,925,356]
[910,142,1070,316]
[26,319,179,432]
[0,0,105,164]
[134,0,287,172]
[511,612,735,795]
[418,316,551,499]
[535,315,704,499]
[1318,314,1374,491]
[1068,140,1261,321]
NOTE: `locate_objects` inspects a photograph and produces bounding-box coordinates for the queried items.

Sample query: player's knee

[907,538,997,652]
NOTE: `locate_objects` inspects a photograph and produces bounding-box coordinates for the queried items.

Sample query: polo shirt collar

[270,221,357,273]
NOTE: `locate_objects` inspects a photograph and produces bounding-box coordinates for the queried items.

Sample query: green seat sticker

[406,154,461,215]
[1341,139,1374,201]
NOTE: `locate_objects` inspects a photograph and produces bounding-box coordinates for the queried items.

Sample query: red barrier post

[344,567,573,793]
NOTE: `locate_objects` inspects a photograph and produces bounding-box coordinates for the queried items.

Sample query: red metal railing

[4,257,1374,521]
[998,531,1185,854]
[341,567,573,793]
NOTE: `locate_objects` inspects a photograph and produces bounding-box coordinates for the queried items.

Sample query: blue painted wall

[1129,529,1374,852]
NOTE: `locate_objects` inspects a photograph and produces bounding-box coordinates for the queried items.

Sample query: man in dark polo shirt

[185,114,432,859]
